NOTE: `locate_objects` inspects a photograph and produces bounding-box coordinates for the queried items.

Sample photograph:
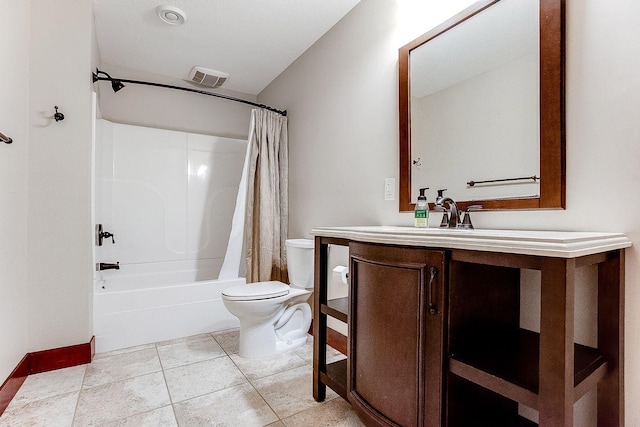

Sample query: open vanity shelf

[449,328,607,406]
[319,296,349,398]
[314,237,351,401]
[323,297,348,323]
[312,226,630,427]
[319,294,348,398]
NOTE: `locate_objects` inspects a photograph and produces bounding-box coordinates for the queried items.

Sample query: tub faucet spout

[98,262,120,271]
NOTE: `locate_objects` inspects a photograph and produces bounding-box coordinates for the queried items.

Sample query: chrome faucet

[435,189,460,228]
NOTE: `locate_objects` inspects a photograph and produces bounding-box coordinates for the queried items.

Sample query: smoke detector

[186,66,229,89]
[156,5,187,25]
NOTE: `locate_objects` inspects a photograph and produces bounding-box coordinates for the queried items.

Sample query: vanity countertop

[310,226,631,258]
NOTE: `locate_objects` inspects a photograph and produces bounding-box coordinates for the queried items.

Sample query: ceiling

[93,0,361,96]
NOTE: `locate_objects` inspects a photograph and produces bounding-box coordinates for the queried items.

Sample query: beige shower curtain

[244,109,288,283]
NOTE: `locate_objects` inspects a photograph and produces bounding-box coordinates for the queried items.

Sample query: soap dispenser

[414,187,429,228]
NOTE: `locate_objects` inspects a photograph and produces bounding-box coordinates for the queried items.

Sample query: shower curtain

[244,109,289,283]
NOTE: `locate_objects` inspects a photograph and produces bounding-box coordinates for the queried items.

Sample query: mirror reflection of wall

[410,0,540,203]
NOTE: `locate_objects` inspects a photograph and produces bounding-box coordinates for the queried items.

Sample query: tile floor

[0,330,364,426]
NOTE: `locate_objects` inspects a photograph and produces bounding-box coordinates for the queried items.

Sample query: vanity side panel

[313,236,329,401]
[597,250,624,427]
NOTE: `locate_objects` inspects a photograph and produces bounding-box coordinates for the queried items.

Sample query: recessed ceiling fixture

[156,5,187,26]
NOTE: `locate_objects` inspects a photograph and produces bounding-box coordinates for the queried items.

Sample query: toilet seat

[222,281,290,301]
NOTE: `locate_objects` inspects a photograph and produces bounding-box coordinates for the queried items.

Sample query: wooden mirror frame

[399,0,565,212]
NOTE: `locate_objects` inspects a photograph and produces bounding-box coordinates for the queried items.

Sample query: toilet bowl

[222,239,314,358]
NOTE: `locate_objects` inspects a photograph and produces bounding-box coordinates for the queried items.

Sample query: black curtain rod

[92,69,287,117]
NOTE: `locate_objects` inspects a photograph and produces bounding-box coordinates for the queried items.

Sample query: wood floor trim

[0,337,94,416]
[0,355,29,417]
[29,337,95,374]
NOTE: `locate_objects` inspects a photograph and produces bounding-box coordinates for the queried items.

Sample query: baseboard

[29,336,95,374]
[0,337,94,416]
[0,355,29,417]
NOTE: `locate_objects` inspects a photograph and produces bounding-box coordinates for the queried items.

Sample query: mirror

[399,0,565,212]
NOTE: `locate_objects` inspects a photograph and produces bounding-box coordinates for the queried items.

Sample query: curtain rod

[91,69,287,117]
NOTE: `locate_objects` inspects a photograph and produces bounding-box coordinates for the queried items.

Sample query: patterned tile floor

[0,330,364,426]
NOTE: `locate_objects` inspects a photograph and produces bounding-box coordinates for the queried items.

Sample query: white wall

[96,65,255,139]
[259,0,401,232]
[1,0,94,381]
[0,0,30,382]
[26,0,94,351]
[259,0,640,424]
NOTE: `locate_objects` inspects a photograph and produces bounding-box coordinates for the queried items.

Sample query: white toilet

[222,239,314,359]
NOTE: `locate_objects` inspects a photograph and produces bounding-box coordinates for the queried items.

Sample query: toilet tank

[285,239,314,289]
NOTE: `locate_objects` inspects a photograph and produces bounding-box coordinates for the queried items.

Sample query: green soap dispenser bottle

[414,187,429,228]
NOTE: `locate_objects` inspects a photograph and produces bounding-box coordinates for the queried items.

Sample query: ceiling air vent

[187,66,229,89]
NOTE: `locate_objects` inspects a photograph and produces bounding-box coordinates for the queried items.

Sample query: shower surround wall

[94,119,245,352]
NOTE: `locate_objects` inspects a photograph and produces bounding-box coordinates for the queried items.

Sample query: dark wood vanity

[312,226,630,427]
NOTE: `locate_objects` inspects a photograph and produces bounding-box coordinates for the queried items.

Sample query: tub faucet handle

[96,224,116,245]
[102,231,115,244]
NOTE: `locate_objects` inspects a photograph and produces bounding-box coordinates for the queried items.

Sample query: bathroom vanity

[311,226,630,426]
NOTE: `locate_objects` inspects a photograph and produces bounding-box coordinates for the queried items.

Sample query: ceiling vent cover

[187,66,229,88]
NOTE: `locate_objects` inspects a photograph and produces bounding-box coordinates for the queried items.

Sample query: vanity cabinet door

[348,242,446,427]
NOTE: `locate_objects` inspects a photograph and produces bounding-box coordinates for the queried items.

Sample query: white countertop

[310,226,632,258]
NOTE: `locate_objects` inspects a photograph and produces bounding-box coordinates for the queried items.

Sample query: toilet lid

[222,281,290,301]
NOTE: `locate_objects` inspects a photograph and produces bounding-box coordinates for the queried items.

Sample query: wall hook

[412,157,422,167]
[54,106,65,122]
[0,131,12,144]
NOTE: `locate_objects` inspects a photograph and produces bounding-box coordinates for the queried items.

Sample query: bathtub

[93,273,242,353]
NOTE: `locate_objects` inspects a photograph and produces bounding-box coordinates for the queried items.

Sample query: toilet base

[238,333,308,359]
[237,301,311,359]
[274,333,309,355]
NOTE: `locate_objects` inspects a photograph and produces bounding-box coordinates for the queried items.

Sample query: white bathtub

[93,275,242,353]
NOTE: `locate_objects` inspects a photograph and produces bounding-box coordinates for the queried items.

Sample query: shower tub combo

[94,120,247,353]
